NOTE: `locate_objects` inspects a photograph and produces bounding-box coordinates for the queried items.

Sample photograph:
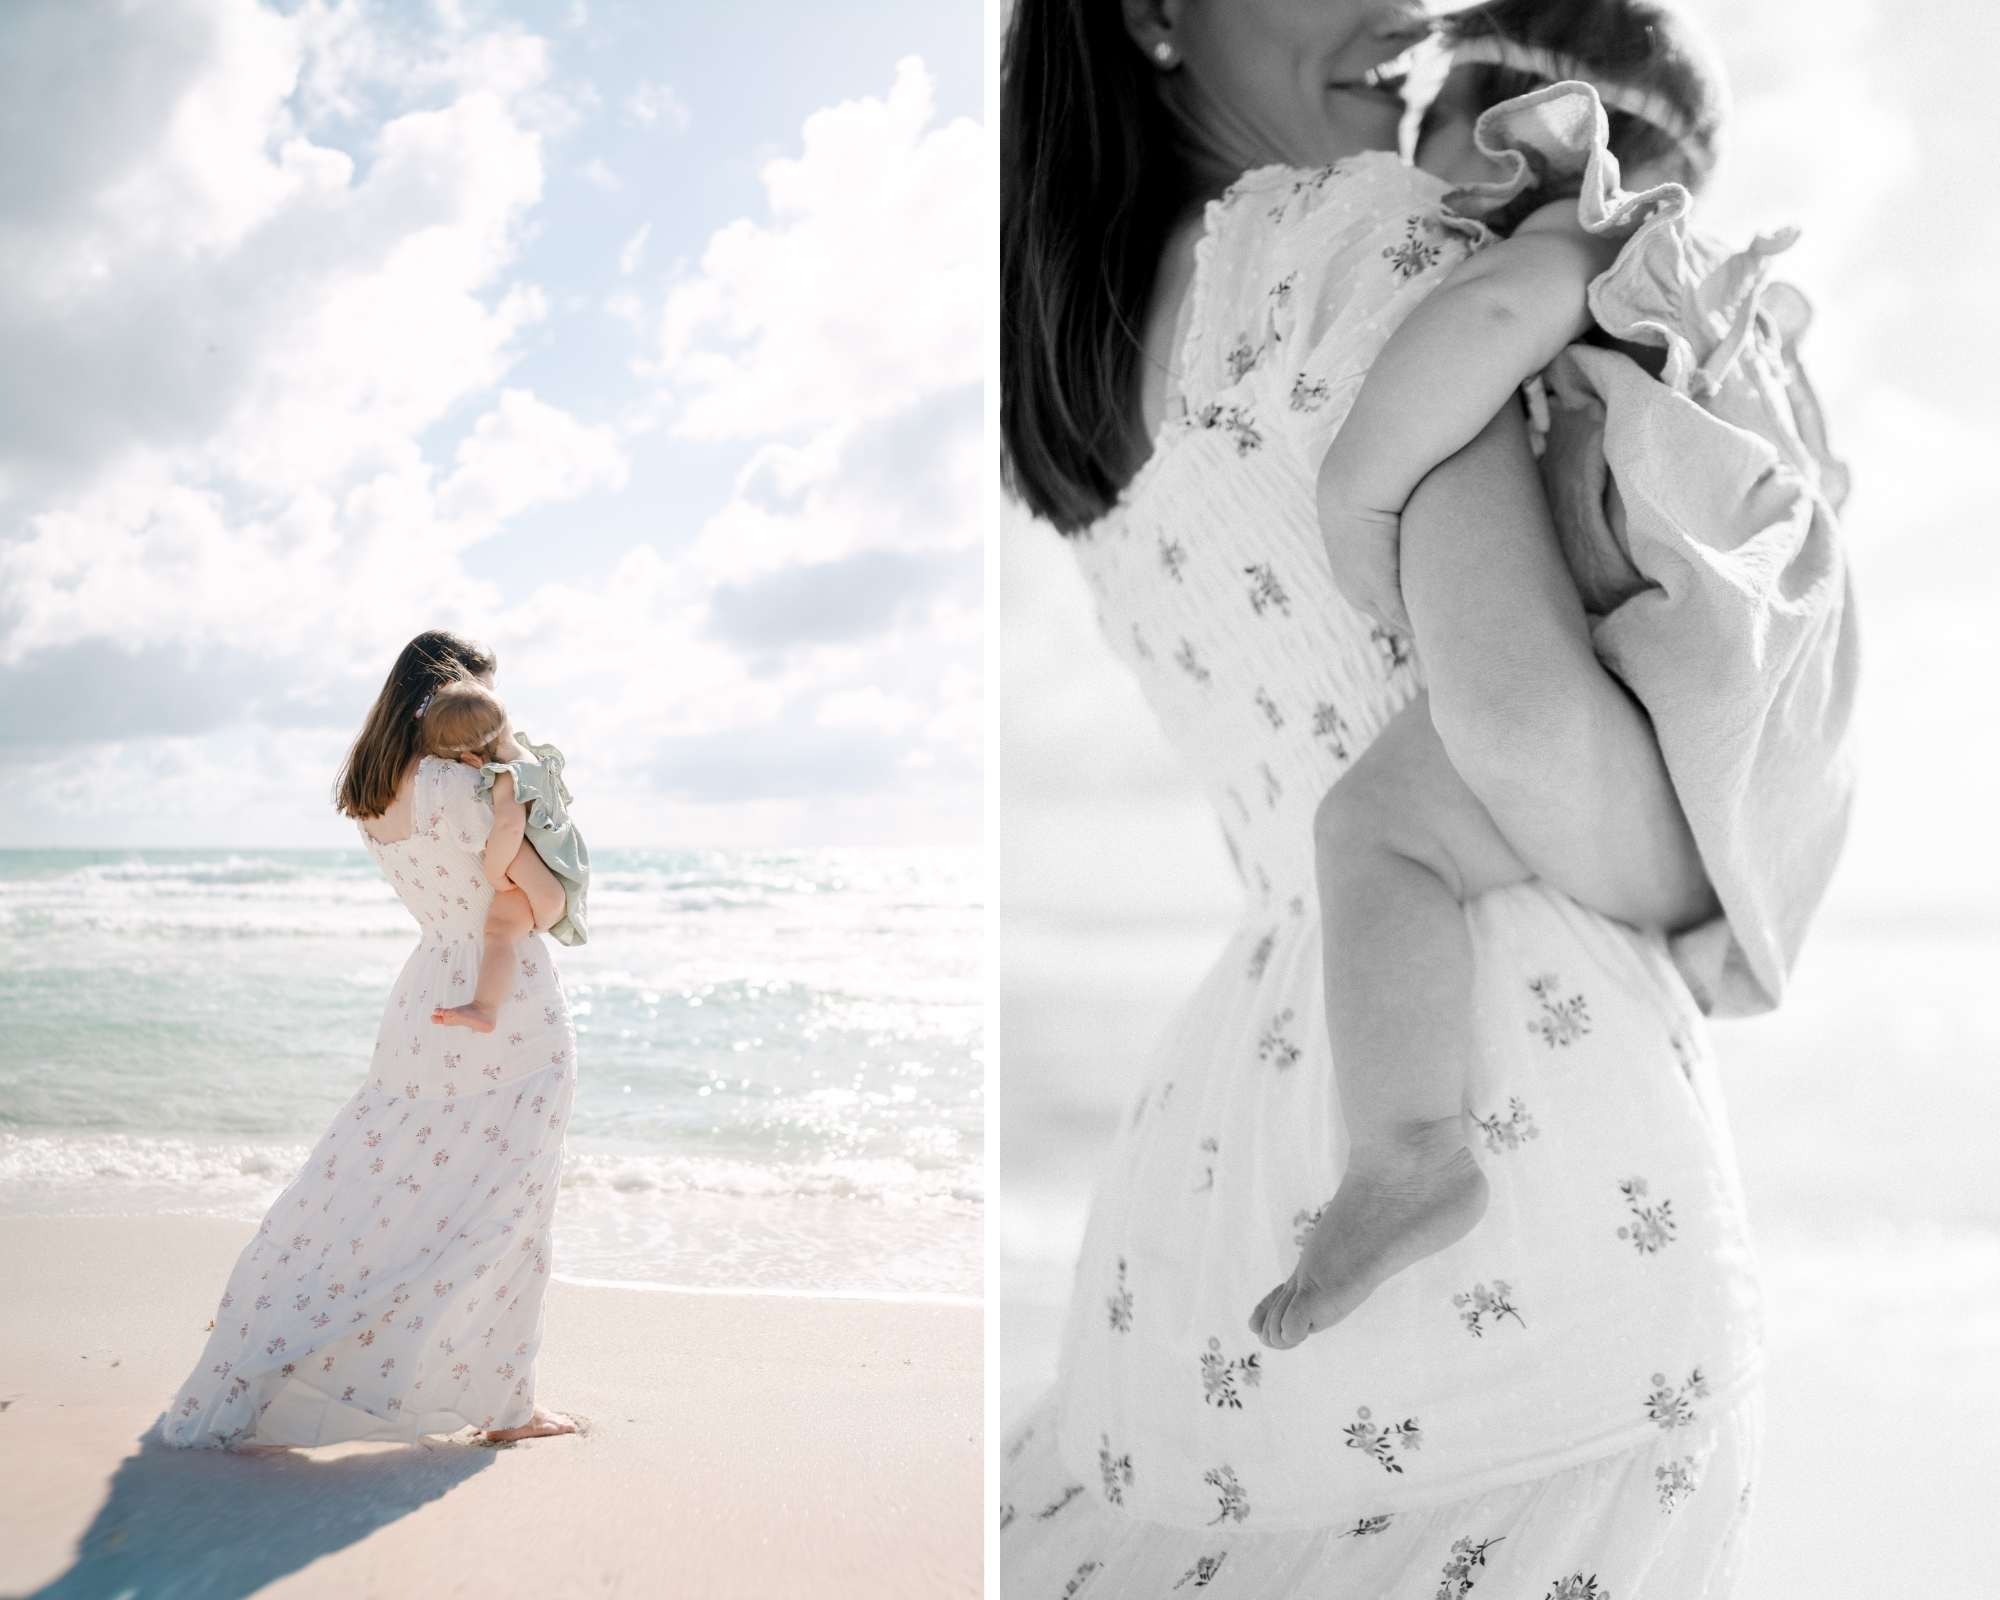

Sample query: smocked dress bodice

[364,758,505,945]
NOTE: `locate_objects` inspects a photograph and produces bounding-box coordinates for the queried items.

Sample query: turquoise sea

[0,847,982,1300]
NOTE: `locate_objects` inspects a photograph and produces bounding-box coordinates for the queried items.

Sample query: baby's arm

[1318,201,1622,630]
[480,769,529,889]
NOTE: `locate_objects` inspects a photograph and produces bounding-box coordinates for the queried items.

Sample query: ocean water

[0,847,982,1301]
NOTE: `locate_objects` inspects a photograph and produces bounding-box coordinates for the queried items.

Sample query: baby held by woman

[1255,0,1838,1345]
[420,678,590,1032]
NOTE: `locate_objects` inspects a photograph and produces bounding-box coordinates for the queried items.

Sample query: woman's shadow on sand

[25,1421,499,1600]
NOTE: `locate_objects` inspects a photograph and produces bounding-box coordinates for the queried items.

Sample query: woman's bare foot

[1251,1124,1488,1349]
[432,1002,497,1032]
[484,1404,578,1443]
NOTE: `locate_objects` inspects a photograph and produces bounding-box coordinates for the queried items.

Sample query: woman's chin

[1318,88,1406,157]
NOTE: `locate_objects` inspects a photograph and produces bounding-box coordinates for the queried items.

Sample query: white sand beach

[0,1216,981,1599]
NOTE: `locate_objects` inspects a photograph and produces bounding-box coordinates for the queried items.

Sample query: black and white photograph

[1001,0,1996,1593]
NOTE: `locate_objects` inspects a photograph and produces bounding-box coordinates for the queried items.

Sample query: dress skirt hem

[1003,1382,1762,1599]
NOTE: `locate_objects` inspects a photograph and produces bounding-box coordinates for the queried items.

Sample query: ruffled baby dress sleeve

[475,739,590,947]
[1447,83,1860,1016]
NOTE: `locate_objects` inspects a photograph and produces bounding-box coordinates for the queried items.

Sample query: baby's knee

[487,888,534,940]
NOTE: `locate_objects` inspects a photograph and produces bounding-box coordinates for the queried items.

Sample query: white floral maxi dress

[164,758,577,1447]
[1002,156,1765,1597]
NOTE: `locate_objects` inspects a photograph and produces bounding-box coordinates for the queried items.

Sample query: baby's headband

[1448,35,1703,153]
[414,690,436,719]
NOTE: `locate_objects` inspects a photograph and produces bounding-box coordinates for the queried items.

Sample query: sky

[0,0,984,848]
[1003,0,2000,928]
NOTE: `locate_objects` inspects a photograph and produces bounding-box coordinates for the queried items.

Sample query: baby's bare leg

[433,888,534,1032]
[1252,695,1531,1348]
[503,839,567,932]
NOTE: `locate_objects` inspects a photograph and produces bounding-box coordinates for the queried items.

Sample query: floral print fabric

[1004,1385,1760,1600]
[164,758,577,1447]
[1008,152,1764,1572]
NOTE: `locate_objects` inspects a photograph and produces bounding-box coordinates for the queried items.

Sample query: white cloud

[625,81,691,131]
[0,18,984,848]
[617,222,650,274]
[656,56,982,442]
[436,388,628,530]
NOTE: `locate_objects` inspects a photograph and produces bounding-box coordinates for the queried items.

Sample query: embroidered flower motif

[1453,1281,1526,1337]
[1061,1561,1100,1599]
[1226,338,1261,382]
[1257,1010,1301,1069]
[1192,1135,1219,1194]
[1439,1535,1506,1599]
[1174,1553,1229,1589]
[1194,402,1263,455]
[1107,1257,1134,1333]
[1383,215,1444,280]
[1247,932,1275,981]
[1290,373,1332,412]
[1160,538,1188,582]
[1199,1337,1263,1409]
[1526,976,1591,1048]
[1244,562,1292,617]
[1473,1097,1541,1153]
[1645,1368,1709,1431]
[1655,1455,1699,1512]
[1617,1178,1677,1254]
[1267,272,1297,309]
[1251,686,1286,730]
[1341,1514,1393,1537]
[1097,1434,1133,1504]
[1292,1204,1325,1249]
[1544,1577,1610,1600]
[1132,624,1154,662]
[1260,762,1283,808]
[1203,1465,1250,1524]
[1311,701,1352,759]
[1174,638,1212,684]
[1035,1484,1085,1520]
[1371,623,1413,670]
[1345,1406,1421,1474]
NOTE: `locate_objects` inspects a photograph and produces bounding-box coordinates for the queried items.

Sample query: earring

[1152,40,1175,65]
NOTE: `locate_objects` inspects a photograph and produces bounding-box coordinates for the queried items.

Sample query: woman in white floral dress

[164,631,580,1450]
[995,1,1844,1595]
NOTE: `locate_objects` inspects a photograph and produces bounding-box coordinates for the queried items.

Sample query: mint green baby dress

[476,736,589,946]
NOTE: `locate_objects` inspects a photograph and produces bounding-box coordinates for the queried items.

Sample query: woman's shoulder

[1172,154,1469,432]
[1208,153,1451,251]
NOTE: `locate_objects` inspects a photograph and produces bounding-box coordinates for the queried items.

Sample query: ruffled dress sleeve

[1448,83,1860,1017]
[426,757,495,858]
[1173,155,1485,481]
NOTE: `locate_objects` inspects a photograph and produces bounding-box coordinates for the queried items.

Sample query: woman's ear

[1121,0,1185,70]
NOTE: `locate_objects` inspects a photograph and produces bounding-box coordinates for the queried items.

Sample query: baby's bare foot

[1251,1125,1487,1349]
[484,1404,578,1443]
[431,1002,497,1033]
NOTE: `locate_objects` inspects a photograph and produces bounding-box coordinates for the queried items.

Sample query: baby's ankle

[1348,1116,1470,1173]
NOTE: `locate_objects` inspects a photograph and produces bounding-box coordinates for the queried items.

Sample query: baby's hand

[1320,501,1411,636]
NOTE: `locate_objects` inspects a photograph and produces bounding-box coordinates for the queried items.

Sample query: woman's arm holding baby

[1319,202,1621,630]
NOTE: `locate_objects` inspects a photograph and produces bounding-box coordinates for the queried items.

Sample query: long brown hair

[1001,0,1189,533]
[334,631,498,819]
